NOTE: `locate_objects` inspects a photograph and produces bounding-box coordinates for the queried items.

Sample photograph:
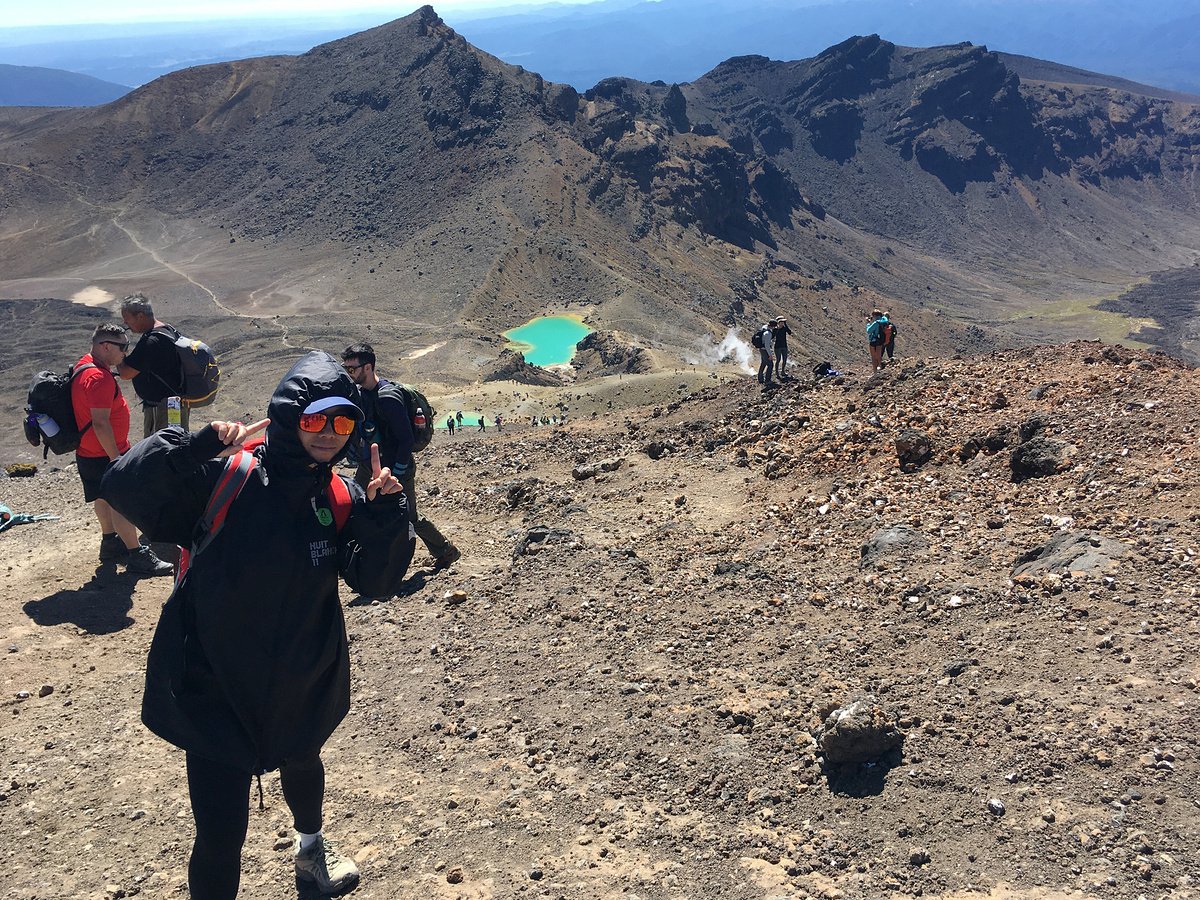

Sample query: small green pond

[503,315,592,367]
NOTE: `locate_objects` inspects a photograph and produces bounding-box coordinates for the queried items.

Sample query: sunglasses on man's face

[101,340,129,351]
[299,412,357,435]
[343,363,363,373]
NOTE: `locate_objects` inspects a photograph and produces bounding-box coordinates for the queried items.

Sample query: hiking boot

[125,546,174,577]
[99,532,130,562]
[433,546,461,569]
[294,834,359,893]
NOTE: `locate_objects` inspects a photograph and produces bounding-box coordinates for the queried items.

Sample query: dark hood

[264,351,362,473]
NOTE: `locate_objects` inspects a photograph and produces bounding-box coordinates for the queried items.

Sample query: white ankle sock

[298,830,322,850]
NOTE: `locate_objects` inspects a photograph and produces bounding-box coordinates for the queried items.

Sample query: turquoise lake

[503,316,592,367]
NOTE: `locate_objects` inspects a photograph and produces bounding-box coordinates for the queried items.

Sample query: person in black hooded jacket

[102,351,415,899]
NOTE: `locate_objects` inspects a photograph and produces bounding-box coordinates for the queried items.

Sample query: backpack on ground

[751,328,765,349]
[812,361,832,378]
[152,325,221,407]
[178,447,351,581]
[24,363,110,459]
[379,382,436,452]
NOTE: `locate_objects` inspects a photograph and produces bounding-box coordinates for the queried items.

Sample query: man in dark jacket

[772,315,793,380]
[102,351,415,900]
[342,342,460,569]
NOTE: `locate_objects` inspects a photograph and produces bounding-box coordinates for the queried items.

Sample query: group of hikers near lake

[753,309,899,387]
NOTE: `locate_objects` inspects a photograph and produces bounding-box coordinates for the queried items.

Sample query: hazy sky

[5,0,604,28]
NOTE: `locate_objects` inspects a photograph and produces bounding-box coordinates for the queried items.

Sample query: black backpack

[24,363,114,458]
[351,381,437,462]
[812,361,832,377]
[150,325,221,407]
[751,328,765,349]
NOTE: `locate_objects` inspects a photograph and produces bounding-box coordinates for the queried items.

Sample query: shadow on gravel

[295,873,359,899]
[824,750,904,798]
[347,567,433,607]
[22,564,136,634]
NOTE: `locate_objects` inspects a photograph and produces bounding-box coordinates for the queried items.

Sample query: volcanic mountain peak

[0,9,1198,381]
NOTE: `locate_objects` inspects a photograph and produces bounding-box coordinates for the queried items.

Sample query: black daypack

[352,381,437,462]
[382,382,436,452]
[751,328,765,349]
[812,361,832,378]
[24,363,113,458]
[151,325,221,407]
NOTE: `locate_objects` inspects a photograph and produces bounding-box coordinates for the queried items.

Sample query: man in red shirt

[72,323,173,575]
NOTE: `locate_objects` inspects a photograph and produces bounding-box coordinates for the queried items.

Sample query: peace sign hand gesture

[366,443,403,501]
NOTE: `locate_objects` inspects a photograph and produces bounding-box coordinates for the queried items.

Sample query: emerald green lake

[503,316,592,366]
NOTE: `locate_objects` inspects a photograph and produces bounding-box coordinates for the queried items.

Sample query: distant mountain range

[0,0,1197,103]
[0,6,1197,380]
[0,64,130,107]
[447,0,1200,96]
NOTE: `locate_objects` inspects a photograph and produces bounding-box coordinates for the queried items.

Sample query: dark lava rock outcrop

[481,349,562,386]
[572,331,654,377]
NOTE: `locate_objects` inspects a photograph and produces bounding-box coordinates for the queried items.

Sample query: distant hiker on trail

[72,322,173,576]
[866,309,889,373]
[882,311,898,364]
[478,415,486,432]
[752,322,775,387]
[117,293,192,437]
[446,415,455,436]
[455,410,463,427]
[102,351,415,900]
[342,343,461,570]
[772,315,793,380]
[495,413,503,430]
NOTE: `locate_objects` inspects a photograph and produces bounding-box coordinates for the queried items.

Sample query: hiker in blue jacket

[102,351,415,900]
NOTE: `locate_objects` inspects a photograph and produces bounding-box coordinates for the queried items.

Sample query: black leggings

[186,750,325,900]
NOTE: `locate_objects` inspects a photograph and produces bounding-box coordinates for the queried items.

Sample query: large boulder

[572,456,624,480]
[895,429,933,470]
[818,696,904,764]
[1012,531,1130,578]
[1010,437,1075,481]
[861,525,928,569]
[512,525,580,561]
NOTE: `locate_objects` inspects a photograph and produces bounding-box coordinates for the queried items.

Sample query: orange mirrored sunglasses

[298,412,357,435]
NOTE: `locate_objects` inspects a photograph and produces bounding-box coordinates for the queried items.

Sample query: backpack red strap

[177,450,257,583]
[328,473,352,532]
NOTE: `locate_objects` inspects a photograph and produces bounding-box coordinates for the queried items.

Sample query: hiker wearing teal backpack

[866,309,890,372]
[102,351,415,899]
